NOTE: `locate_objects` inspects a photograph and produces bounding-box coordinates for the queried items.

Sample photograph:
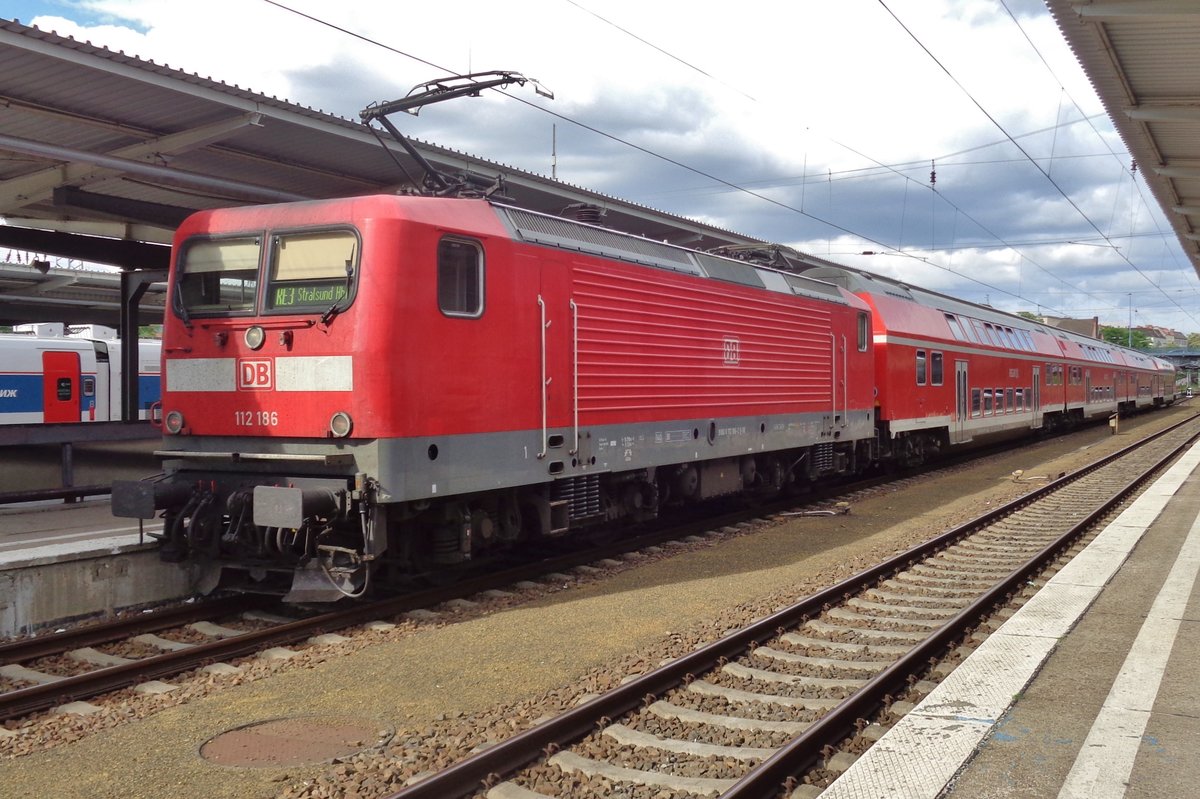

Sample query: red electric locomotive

[803,265,1175,462]
[114,195,878,600]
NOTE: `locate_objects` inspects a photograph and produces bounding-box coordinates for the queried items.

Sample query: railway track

[371,413,1200,799]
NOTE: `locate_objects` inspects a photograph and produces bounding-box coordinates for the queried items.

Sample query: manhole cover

[200,716,393,768]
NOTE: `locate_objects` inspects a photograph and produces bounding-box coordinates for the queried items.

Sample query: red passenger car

[115,196,877,600]
[803,266,1173,463]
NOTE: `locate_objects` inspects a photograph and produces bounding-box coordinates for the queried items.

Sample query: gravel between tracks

[2,407,1192,799]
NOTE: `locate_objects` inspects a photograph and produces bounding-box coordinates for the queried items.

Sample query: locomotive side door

[537,259,572,467]
[42,350,81,423]
[953,360,969,444]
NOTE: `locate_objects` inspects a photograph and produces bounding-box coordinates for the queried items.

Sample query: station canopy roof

[1046,1,1200,276]
[0,18,765,327]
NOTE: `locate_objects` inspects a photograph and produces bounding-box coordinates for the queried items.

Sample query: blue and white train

[0,324,162,425]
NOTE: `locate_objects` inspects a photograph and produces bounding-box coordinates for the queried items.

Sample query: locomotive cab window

[176,237,260,316]
[857,313,868,351]
[266,229,359,312]
[916,350,927,385]
[438,238,484,318]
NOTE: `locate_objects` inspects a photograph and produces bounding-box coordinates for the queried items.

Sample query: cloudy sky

[7,0,1200,334]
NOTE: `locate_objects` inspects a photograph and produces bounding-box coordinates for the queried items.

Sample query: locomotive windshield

[174,229,359,318]
[176,237,260,315]
[266,229,359,312]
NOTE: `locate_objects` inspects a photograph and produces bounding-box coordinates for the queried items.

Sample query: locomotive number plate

[235,410,279,426]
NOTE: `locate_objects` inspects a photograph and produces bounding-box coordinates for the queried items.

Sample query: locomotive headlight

[244,325,266,350]
[164,410,185,435]
[329,411,353,438]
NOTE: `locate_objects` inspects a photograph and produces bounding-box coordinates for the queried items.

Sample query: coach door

[42,350,80,423]
[953,360,969,444]
[1031,366,1043,429]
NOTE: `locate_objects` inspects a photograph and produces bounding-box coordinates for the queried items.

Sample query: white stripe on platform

[2,525,163,549]
[1057,503,1200,799]
[0,534,147,568]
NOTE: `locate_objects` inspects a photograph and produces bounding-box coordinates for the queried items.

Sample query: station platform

[822,439,1200,798]
[0,501,185,637]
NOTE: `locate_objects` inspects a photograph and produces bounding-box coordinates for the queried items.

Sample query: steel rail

[381,414,1200,799]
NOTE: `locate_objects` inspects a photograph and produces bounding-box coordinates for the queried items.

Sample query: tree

[1187,333,1200,350]
[1017,311,1040,321]
[1101,325,1149,349]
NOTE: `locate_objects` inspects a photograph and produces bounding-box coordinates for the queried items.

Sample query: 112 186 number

[235,410,278,426]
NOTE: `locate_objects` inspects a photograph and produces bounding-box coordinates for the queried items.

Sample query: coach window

[930,351,944,385]
[437,237,484,318]
[916,350,927,385]
[971,388,981,417]
[965,319,981,344]
[1015,387,1024,410]
[995,387,1004,413]
[857,312,868,351]
[945,314,966,341]
[1005,388,1014,411]
[983,388,993,415]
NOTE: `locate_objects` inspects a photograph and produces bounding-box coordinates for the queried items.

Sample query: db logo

[238,359,273,391]
[722,337,740,366]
